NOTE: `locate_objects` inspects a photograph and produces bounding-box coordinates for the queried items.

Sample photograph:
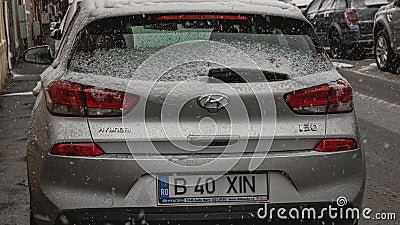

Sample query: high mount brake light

[345,9,358,24]
[45,80,138,117]
[155,15,250,21]
[285,79,354,115]
[51,143,104,156]
[314,139,358,152]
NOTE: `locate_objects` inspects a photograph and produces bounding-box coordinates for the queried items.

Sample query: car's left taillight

[51,143,104,156]
[45,80,139,117]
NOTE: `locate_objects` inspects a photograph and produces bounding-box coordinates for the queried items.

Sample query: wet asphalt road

[0,62,45,224]
[336,59,400,225]
[0,60,399,225]
[334,59,400,224]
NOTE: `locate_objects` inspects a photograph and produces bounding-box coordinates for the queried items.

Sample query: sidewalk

[1,62,47,95]
[0,62,47,224]
[1,33,54,94]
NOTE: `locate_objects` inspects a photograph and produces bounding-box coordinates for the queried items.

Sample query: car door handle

[188,135,240,147]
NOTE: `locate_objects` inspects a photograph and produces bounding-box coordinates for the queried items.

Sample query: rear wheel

[375,30,399,73]
[349,45,366,60]
[329,30,365,60]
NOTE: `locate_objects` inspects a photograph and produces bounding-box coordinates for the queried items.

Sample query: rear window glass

[307,0,323,13]
[70,14,332,81]
[320,0,335,11]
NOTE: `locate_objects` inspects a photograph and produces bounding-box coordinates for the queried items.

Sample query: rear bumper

[29,149,365,225]
[356,34,374,53]
[342,30,374,49]
[54,203,360,225]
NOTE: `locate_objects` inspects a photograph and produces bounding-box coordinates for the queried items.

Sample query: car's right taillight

[285,79,353,114]
[345,9,358,25]
[314,139,358,152]
[45,80,139,117]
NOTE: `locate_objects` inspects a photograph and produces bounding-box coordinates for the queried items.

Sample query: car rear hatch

[356,7,381,35]
[65,72,336,155]
[63,13,342,156]
[352,0,389,35]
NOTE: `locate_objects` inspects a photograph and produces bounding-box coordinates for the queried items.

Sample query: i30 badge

[198,94,229,113]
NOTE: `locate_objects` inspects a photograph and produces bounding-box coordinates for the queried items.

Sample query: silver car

[25,0,365,225]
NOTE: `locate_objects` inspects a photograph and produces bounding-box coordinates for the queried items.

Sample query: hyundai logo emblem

[198,94,229,113]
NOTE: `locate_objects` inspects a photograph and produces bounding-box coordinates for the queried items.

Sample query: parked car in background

[305,0,391,59]
[374,0,400,73]
[50,0,79,54]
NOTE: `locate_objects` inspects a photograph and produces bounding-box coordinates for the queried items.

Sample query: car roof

[292,0,312,7]
[76,0,306,22]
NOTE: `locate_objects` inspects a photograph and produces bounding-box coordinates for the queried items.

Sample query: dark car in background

[305,0,391,58]
[374,0,400,73]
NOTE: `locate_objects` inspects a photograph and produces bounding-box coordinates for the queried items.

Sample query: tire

[374,30,399,73]
[329,30,345,59]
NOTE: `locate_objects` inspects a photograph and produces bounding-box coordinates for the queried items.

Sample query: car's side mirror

[23,45,54,65]
[51,29,62,40]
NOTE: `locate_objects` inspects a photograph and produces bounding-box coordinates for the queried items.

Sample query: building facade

[0,0,68,90]
[1,0,9,89]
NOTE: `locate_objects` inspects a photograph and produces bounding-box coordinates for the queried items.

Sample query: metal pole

[0,1,12,70]
[6,0,16,63]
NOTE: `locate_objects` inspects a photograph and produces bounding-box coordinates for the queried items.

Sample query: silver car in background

[25,0,365,225]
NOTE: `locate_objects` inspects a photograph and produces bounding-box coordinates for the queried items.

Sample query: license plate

[158,174,268,204]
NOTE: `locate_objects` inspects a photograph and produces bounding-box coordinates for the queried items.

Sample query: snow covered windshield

[70,14,332,81]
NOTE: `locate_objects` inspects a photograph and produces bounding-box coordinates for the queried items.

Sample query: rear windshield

[70,14,332,81]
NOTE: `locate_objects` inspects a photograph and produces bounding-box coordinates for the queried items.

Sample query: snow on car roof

[292,0,312,7]
[79,0,305,21]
